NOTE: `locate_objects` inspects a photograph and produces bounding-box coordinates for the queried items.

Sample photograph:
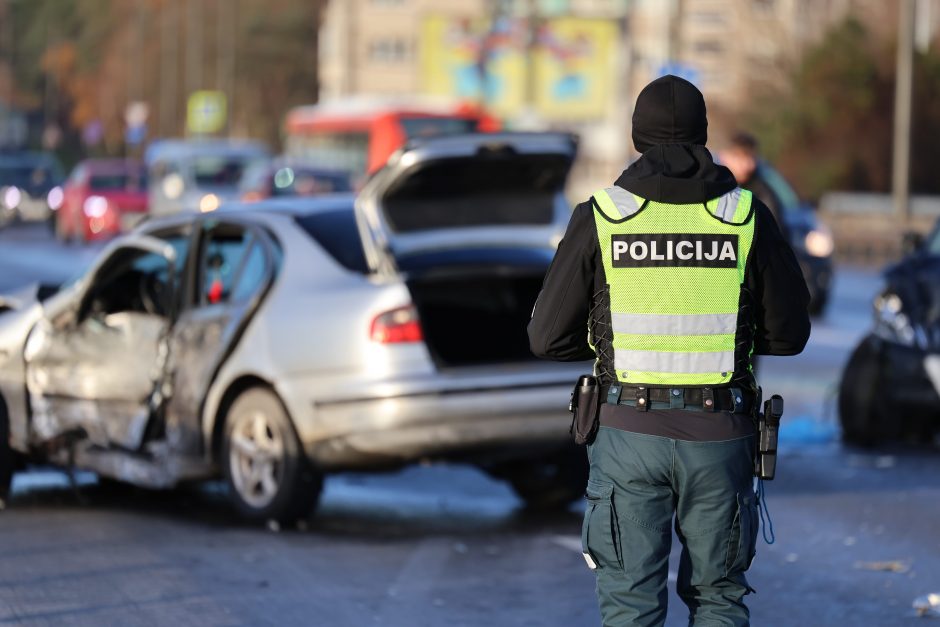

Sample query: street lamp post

[892,0,915,223]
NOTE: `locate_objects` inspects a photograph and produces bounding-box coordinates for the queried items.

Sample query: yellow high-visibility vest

[592,186,756,386]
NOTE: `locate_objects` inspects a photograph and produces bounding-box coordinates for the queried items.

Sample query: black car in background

[838,224,940,445]
[752,161,834,315]
[0,152,65,227]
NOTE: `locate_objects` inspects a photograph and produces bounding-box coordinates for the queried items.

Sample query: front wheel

[838,335,888,446]
[222,387,322,523]
[499,446,589,511]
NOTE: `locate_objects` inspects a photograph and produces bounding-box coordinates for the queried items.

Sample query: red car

[56,159,148,243]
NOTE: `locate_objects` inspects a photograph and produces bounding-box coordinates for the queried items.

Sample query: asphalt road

[1,222,939,627]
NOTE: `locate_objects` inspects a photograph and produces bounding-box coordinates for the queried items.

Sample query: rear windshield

[400,117,478,139]
[90,173,147,191]
[294,209,369,274]
[0,163,61,192]
[272,168,352,196]
[381,155,567,232]
[193,155,258,187]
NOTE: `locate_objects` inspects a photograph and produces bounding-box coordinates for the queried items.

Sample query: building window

[688,11,726,25]
[693,40,724,54]
[368,38,412,62]
[753,0,775,13]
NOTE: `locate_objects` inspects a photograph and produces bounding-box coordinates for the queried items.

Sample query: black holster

[569,375,601,445]
[754,394,784,480]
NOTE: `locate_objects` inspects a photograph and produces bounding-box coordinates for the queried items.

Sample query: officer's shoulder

[747,195,776,224]
[571,199,596,222]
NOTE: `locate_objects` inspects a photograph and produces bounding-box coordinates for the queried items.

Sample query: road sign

[125,124,148,146]
[655,62,701,87]
[187,90,227,135]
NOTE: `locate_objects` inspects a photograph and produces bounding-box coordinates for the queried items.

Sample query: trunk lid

[355,132,577,273]
[356,133,581,368]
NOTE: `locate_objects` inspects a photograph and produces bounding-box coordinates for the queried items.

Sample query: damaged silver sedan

[0,132,587,521]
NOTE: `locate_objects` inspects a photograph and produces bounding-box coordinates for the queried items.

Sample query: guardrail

[819,192,938,266]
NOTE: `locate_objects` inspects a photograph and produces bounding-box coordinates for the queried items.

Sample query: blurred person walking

[718,132,788,238]
[528,75,810,626]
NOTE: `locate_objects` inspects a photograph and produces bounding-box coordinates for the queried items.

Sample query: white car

[145,139,270,216]
[0,133,587,521]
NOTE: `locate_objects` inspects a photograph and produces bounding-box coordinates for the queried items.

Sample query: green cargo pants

[582,426,758,627]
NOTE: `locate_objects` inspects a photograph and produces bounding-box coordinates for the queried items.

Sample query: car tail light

[370,305,423,344]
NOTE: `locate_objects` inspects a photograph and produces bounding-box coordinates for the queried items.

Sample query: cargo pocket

[581,478,622,571]
[725,492,759,576]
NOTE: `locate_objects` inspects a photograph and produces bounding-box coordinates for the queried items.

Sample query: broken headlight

[873,292,927,348]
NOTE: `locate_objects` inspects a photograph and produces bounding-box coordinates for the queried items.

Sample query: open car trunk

[403,253,549,367]
[357,133,576,368]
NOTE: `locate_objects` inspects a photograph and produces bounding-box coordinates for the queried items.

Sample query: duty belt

[606,384,754,414]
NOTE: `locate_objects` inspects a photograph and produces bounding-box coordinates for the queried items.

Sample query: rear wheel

[500,446,588,511]
[222,388,322,523]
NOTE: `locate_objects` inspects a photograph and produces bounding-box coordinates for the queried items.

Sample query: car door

[163,218,277,454]
[24,236,182,449]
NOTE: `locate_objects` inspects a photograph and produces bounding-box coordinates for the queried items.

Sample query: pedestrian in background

[718,132,790,238]
[528,75,811,626]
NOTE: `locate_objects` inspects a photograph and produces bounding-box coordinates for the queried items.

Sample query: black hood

[632,75,708,153]
[615,144,738,204]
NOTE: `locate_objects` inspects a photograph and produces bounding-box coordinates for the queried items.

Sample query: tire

[0,399,14,510]
[221,387,322,523]
[838,335,891,446]
[501,446,589,511]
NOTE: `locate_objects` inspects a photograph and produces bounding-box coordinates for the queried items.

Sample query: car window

[271,168,352,197]
[84,244,181,319]
[927,227,940,256]
[294,209,369,274]
[0,164,56,192]
[400,116,477,139]
[231,241,267,302]
[199,226,268,305]
[90,172,147,191]
[193,156,259,188]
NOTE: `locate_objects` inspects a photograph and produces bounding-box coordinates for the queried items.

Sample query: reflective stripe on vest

[592,186,755,386]
[593,185,641,219]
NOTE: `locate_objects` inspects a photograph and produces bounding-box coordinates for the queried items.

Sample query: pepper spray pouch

[569,375,601,445]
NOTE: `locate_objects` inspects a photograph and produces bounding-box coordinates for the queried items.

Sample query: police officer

[528,75,811,626]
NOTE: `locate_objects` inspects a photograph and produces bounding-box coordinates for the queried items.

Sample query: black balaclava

[632,75,708,153]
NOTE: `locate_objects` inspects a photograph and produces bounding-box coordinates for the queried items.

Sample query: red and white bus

[284,99,500,180]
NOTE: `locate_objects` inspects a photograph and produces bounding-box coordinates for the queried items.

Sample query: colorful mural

[420,15,618,120]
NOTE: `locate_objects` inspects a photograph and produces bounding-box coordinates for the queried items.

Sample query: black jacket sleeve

[747,200,812,355]
[528,201,597,361]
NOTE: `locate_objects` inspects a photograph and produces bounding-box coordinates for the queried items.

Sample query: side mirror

[902,231,925,257]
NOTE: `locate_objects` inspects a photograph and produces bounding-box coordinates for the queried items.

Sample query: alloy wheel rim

[229,409,285,509]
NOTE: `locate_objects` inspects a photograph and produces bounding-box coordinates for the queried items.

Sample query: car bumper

[286,379,576,470]
[877,339,940,414]
[16,197,51,222]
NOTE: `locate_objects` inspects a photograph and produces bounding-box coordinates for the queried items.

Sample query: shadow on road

[7,466,583,540]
